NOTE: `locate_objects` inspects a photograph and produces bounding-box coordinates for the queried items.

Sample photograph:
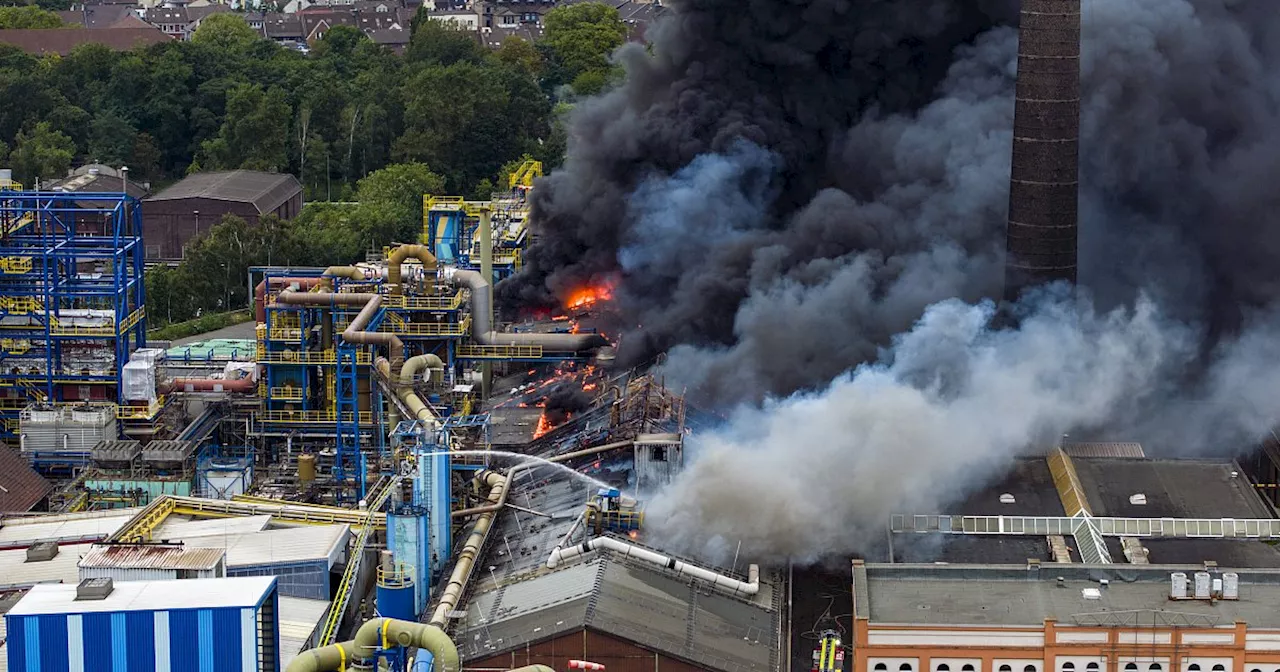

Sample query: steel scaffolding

[0,190,146,440]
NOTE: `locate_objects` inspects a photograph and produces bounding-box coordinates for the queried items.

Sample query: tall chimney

[1003,0,1081,302]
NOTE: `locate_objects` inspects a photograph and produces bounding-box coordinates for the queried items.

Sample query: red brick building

[141,170,303,262]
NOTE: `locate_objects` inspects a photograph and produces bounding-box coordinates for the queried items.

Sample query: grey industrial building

[142,170,303,262]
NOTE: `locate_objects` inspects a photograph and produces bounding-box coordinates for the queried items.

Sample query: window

[1087,665,1099,671]
[962,667,975,672]
[900,665,913,672]
[999,666,1012,672]
[1064,665,1075,671]
[653,446,667,461]
[1189,666,1201,671]
[1025,666,1037,672]
[937,666,950,672]
[1125,666,1138,671]
[1210,667,1224,672]
[874,666,887,671]
[1151,665,1163,671]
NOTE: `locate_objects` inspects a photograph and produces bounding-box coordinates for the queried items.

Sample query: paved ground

[790,564,853,672]
[170,320,258,346]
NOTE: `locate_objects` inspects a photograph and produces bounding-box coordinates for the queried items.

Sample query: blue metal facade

[387,507,429,616]
[5,582,280,672]
[227,561,329,600]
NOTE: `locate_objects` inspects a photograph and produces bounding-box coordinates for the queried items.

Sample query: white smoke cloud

[647,290,1204,563]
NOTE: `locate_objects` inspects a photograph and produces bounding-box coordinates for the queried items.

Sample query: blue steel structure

[4,576,281,672]
[422,195,528,282]
[0,190,146,441]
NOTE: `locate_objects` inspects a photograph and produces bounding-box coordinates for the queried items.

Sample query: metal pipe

[254,277,322,323]
[320,265,368,290]
[446,269,608,353]
[388,244,438,296]
[353,618,460,672]
[282,640,356,672]
[547,537,761,598]
[275,290,407,371]
[401,353,444,386]
[430,468,512,627]
[375,357,440,430]
[164,377,256,393]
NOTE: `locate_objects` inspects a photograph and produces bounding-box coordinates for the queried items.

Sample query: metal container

[298,453,316,484]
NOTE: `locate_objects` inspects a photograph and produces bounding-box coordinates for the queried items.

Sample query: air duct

[320,265,370,290]
[546,536,761,598]
[447,269,607,352]
[374,355,443,430]
[254,277,322,323]
[388,244,439,296]
[163,377,256,393]
[1003,0,1081,301]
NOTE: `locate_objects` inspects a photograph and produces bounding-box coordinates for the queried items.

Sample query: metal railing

[48,307,145,337]
[891,514,1280,539]
[317,477,399,646]
[0,257,32,274]
[381,291,465,311]
[456,344,544,359]
[117,396,165,420]
[256,409,374,425]
[256,350,372,365]
[268,386,304,401]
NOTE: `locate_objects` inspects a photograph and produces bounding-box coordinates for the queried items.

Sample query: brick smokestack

[1003,0,1081,302]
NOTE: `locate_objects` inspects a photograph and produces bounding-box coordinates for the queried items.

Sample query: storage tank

[1223,572,1239,600]
[375,551,416,621]
[1170,572,1188,599]
[387,504,430,617]
[298,453,316,485]
[1194,572,1212,599]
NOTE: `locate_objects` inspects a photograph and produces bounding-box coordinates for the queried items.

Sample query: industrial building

[142,170,303,261]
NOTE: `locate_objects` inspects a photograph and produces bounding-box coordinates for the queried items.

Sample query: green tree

[406,18,485,66]
[355,162,445,243]
[190,14,259,52]
[0,5,62,29]
[494,37,543,76]
[198,83,291,171]
[129,132,162,179]
[541,2,627,92]
[11,121,74,185]
[87,111,137,166]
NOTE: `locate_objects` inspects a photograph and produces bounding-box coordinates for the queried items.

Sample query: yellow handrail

[317,477,399,646]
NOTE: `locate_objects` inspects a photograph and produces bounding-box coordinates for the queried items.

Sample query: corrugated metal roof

[8,576,277,615]
[144,170,302,214]
[0,509,140,546]
[0,445,52,512]
[153,514,271,539]
[279,596,330,668]
[0,543,95,589]
[180,524,349,568]
[78,544,225,571]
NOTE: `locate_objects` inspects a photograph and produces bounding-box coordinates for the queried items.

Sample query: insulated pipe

[353,618,460,672]
[446,269,608,352]
[282,640,356,672]
[547,537,762,598]
[254,277,322,323]
[275,290,407,371]
[429,468,511,628]
[388,244,439,296]
[164,377,256,393]
[401,353,445,386]
[375,357,440,429]
[319,265,369,290]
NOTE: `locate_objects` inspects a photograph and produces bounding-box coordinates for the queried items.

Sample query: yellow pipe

[387,244,438,296]
[319,266,367,290]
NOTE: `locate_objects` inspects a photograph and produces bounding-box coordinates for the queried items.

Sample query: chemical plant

[3,2,1280,672]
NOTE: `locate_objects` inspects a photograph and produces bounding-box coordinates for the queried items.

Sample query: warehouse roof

[0,509,139,547]
[180,523,349,568]
[0,445,52,513]
[1073,457,1271,519]
[455,553,778,672]
[145,170,301,214]
[856,563,1280,628]
[280,596,330,668]
[153,514,271,539]
[77,544,225,571]
[8,576,277,615]
[0,542,89,589]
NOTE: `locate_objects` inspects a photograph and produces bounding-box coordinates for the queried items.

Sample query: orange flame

[566,282,614,310]
[533,411,552,439]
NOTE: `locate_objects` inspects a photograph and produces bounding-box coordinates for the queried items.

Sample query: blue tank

[376,580,416,622]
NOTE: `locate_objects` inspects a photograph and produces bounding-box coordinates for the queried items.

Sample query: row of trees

[0,3,629,199]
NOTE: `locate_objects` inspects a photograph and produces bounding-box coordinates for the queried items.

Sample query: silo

[1003,0,1081,301]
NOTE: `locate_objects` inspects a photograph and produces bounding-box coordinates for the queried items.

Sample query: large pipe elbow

[401,354,445,386]
[283,640,356,672]
[254,277,321,323]
[388,244,439,296]
[447,269,608,353]
[353,618,460,672]
[320,265,369,290]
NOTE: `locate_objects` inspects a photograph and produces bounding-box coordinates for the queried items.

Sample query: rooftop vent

[1082,588,1101,600]
[26,541,59,562]
[999,493,1016,504]
[75,577,114,601]
[1129,493,1147,505]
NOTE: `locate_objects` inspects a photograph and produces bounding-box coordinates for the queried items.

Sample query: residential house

[244,9,266,29]
[425,8,476,30]
[479,23,542,48]
[0,26,171,55]
[365,26,407,53]
[57,5,146,29]
[475,0,554,29]
[294,7,409,46]
[260,13,304,45]
[140,4,230,40]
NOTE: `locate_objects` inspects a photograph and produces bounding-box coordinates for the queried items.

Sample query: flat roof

[0,542,89,589]
[7,576,276,616]
[857,563,1280,628]
[279,596,330,669]
[947,458,1066,517]
[1074,458,1271,519]
[893,535,1059,564]
[180,524,349,568]
[0,509,139,547]
[153,514,272,539]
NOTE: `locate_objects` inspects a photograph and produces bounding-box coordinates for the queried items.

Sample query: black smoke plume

[502,0,1280,407]
[543,382,591,425]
